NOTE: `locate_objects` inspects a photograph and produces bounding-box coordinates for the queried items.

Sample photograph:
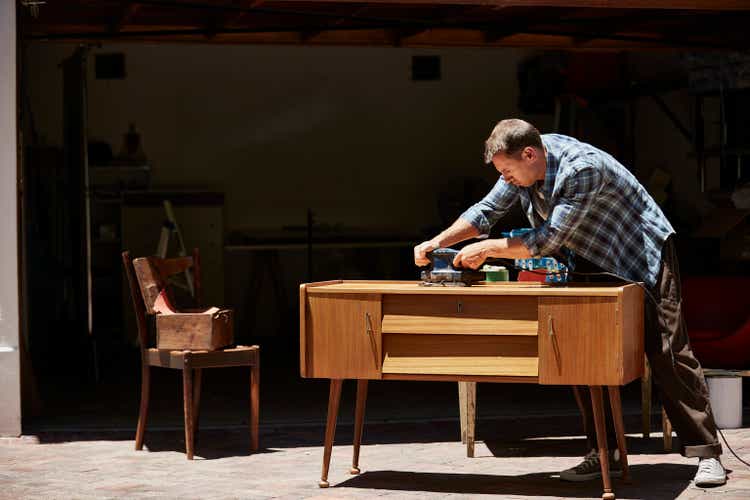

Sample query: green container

[482,265,509,282]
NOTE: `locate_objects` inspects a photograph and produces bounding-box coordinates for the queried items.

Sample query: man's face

[491,147,542,187]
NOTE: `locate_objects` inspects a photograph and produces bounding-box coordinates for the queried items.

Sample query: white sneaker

[694,457,727,487]
[560,449,622,482]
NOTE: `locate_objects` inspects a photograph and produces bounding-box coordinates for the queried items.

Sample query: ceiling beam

[28,23,742,50]
[331,5,372,27]
[109,2,141,33]
[389,26,428,46]
[483,28,516,43]
[266,0,750,10]
[24,29,697,50]
[226,0,266,28]
[122,0,427,29]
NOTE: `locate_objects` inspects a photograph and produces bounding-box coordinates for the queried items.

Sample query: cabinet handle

[365,312,373,336]
[364,312,379,369]
[548,315,555,338]
[457,300,463,313]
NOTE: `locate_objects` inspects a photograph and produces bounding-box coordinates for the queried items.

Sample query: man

[413,119,726,486]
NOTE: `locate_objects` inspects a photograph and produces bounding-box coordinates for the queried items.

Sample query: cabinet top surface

[302,280,640,297]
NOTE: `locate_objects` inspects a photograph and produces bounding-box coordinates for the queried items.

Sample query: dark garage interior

[12,0,750,481]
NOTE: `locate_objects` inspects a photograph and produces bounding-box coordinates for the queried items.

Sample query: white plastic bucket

[707,375,743,429]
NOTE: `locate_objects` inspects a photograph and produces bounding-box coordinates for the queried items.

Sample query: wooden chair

[122,249,260,460]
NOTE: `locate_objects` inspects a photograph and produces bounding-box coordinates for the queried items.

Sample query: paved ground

[3,414,750,500]
[11,358,750,499]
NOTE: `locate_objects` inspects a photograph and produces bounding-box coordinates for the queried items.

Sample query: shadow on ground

[336,464,694,499]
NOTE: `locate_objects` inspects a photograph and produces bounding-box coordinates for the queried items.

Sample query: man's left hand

[453,241,491,270]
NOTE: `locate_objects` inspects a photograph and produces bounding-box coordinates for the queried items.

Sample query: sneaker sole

[560,470,622,482]
[694,478,727,487]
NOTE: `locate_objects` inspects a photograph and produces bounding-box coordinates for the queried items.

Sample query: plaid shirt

[460,134,674,287]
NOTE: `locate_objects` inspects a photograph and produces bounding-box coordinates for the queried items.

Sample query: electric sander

[420,248,486,286]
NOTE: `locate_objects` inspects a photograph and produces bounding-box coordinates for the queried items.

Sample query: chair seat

[146,345,259,369]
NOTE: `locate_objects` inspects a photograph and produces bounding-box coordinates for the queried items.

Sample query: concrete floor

[3,413,750,499]
[11,345,750,499]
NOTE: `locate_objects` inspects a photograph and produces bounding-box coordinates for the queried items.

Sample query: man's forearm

[485,237,533,259]
[431,218,481,248]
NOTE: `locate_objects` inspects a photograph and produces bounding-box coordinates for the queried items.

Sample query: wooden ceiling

[20,0,750,49]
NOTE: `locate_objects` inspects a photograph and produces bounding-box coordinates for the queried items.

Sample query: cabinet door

[305,293,382,379]
[538,296,622,385]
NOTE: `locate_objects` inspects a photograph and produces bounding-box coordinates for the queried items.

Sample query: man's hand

[453,241,491,270]
[454,238,533,269]
[414,240,439,267]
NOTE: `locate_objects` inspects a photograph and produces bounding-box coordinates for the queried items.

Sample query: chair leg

[250,357,260,452]
[320,379,343,488]
[642,357,652,438]
[351,380,368,474]
[135,364,151,451]
[608,386,630,482]
[192,368,202,447]
[662,408,673,452]
[458,382,467,444]
[183,366,195,460]
[572,386,589,437]
[465,381,476,458]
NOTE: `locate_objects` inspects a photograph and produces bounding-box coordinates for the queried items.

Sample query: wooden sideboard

[300,280,645,500]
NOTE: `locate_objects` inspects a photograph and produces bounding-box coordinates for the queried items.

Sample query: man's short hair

[484,119,543,163]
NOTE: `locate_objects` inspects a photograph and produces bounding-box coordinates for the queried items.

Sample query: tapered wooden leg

[135,364,150,450]
[608,386,630,482]
[465,382,476,458]
[642,357,651,438]
[458,382,468,444]
[662,408,673,452]
[572,386,589,437]
[590,386,615,500]
[183,366,195,460]
[250,355,260,452]
[320,379,343,488]
[192,368,202,447]
[351,380,368,474]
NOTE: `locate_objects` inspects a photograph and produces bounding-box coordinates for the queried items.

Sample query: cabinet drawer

[382,333,538,377]
[382,295,538,335]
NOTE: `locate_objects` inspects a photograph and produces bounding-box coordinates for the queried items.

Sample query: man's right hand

[414,240,440,267]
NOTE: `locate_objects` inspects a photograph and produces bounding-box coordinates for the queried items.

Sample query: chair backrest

[122,249,202,347]
[122,251,150,349]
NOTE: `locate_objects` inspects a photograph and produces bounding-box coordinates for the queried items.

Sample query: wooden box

[156,308,234,351]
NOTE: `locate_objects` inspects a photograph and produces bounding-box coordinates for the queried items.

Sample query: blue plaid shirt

[460,134,674,287]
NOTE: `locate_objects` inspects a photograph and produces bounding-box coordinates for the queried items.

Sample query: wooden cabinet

[300,280,644,500]
[302,292,381,379]
[300,281,643,385]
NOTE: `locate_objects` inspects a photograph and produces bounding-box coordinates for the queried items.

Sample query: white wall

[26,43,549,236]
[0,0,21,437]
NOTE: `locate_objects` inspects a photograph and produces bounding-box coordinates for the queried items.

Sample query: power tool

[420,248,486,286]
[501,228,569,283]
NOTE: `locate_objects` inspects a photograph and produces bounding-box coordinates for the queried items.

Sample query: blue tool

[501,228,569,283]
[420,248,486,286]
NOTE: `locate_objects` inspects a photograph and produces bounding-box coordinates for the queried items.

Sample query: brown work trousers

[576,236,722,458]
